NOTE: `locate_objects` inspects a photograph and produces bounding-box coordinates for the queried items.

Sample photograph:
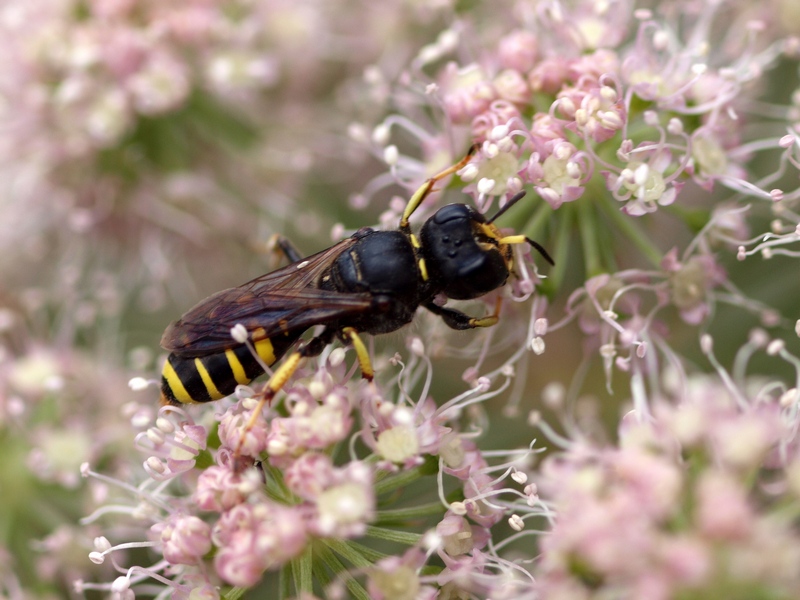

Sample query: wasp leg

[399,144,479,232]
[235,328,335,463]
[424,296,503,330]
[341,327,374,381]
[266,234,305,264]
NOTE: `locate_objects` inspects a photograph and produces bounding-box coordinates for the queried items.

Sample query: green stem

[595,208,619,273]
[374,501,445,525]
[544,202,575,293]
[597,195,663,267]
[279,564,292,599]
[335,539,389,563]
[373,466,426,496]
[263,463,294,504]
[521,199,555,239]
[364,525,423,545]
[577,197,603,277]
[221,587,246,600]
[314,542,372,600]
[290,544,314,596]
[322,538,383,568]
[662,203,710,233]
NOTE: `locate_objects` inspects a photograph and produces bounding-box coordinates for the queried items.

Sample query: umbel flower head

[530,329,800,599]
[81,336,550,598]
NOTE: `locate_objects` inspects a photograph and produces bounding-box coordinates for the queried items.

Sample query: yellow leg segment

[343,327,374,381]
[400,144,479,229]
[497,234,528,245]
[469,296,503,328]
[236,351,303,461]
[233,328,374,465]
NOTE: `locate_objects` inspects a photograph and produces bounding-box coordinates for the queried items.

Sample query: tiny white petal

[156,417,175,433]
[145,456,166,474]
[533,318,548,336]
[490,124,510,140]
[231,324,249,343]
[111,577,130,593]
[450,501,467,515]
[767,339,785,355]
[328,347,346,367]
[93,536,112,551]
[372,123,390,145]
[508,514,525,531]
[128,377,150,391]
[780,388,799,407]
[409,337,425,356]
[383,144,399,166]
[477,178,496,194]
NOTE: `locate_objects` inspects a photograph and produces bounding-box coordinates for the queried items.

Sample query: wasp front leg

[424,296,502,330]
[399,144,479,233]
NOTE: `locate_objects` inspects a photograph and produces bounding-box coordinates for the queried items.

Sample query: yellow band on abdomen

[162,358,193,404]
[255,338,276,365]
[194,358,222,399]
[225,349,251,385]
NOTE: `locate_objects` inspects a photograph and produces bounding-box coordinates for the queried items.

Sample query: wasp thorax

[420,204,509,300]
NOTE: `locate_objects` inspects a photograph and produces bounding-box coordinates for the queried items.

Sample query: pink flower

[662,248,727,325]
[497,30,539,73]
[159,514,212,566]
[213,502,308,587]
[263,379,354,468]
[436,514,489,556]
[694,472,754,541]
[438,62,496,125]
[193,466,257,511]
[605,148,684,216]
[218,404,269,460]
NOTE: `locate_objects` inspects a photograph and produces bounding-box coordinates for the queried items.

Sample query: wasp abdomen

[160,334,299,405]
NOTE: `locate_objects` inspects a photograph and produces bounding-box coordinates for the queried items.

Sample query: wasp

[160,146,553,450]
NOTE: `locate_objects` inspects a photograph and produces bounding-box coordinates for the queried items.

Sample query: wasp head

[419,203,512,300]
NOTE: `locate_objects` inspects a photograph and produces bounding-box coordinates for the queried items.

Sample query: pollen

[376,425,419,463]
[317,482,371,533]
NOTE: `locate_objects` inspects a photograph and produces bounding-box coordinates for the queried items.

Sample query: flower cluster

[77,337,551,598]
[529,328,800,599]
[363,0,799,284]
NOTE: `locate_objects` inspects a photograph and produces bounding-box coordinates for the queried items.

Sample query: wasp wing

[161,238,372,356]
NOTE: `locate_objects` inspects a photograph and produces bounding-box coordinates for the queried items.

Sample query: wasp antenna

[487,191,527,224]
[526,237,555,266]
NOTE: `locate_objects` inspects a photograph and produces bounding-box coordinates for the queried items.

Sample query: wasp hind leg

[234,327,376,466]
[265,234,305,266]
[235,328,335,463]
[341,327,374,381]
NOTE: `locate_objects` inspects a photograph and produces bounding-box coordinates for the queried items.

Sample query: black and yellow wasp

[160,147,552,445]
